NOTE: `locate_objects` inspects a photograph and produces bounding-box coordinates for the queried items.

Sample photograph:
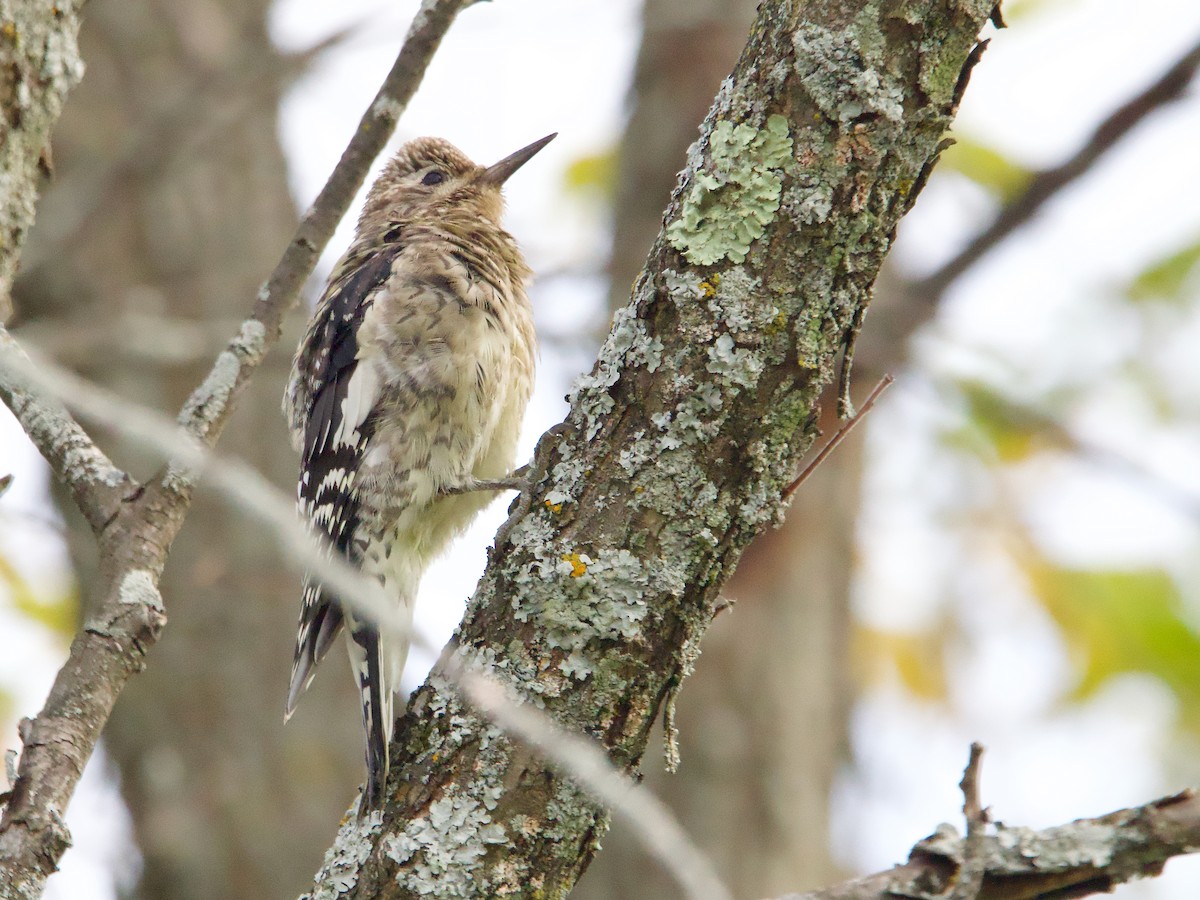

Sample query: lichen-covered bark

[0,0,85,321]
[306,0,995,896]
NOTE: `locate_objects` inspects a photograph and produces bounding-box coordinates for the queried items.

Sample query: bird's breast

[354,244,534,536]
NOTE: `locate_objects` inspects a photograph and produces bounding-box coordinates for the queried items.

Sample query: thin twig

[782,375,894,501]
[914,36,1200,303]
[178,0,474,447]
[948,742,988,899]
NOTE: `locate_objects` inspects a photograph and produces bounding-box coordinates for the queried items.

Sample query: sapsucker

[283,133,554,810]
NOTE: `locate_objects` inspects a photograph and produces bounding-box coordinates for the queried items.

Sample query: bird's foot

[442,466,530,497]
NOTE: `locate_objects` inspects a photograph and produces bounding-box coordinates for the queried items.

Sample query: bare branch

[774,789,1200,900]
[782,375,893,502]
[0,326,132,532]
[0,2,475,892]
[176,0,475,449]
[914,35,1200,303]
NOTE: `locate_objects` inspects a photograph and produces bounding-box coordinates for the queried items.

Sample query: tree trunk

[580,1,848,895]
[305,0,993,894]
[12,0,362,896]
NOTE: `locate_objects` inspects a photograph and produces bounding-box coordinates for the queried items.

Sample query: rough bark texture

[305,0,994,896]
[582,0,848,894]
[11,1,364,896]
[0,0,85,322]
[780,789,1200,900]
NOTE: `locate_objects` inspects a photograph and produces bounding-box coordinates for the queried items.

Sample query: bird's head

[360,133,556,232]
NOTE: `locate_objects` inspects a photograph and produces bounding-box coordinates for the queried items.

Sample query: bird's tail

[285,582,345,722]
[349,597,413,812]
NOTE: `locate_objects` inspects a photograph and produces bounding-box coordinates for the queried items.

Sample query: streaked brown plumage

[283,133,553,810]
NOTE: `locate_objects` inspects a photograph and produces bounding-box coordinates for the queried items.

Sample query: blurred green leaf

[946,380,1054,463]
[999,0,1080,24]
[1029,562,1200,729]
[855,624,949,700]
[0,554,77,639]
[940,135,1034,203]
[562,149,616,202]
[1126,238,1200,304]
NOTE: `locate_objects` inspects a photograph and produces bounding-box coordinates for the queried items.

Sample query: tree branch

[0,0,86,323]
[912,34,1200,304]
[177,0,473,449]
[0,327,132,533]
[0,1,474,893]
[304,0,998,895]
[775,789,1200,900]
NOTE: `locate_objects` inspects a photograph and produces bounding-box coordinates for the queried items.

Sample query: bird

[282,132,554,810]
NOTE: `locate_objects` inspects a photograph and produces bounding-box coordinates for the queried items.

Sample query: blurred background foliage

[2,0,1200,897]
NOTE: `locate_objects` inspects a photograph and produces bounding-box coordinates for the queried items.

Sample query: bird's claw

[443,466,530,496]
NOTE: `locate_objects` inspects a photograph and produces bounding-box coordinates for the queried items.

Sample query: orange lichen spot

[699,273,721,299]
[561,552,587,578]
[544,498,563,514]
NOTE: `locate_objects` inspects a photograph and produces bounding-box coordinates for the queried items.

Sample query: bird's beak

[480,133,557,186]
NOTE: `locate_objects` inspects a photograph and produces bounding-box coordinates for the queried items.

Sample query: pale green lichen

[617,430,653,474]
[662,268,704,302]
[385,785,508,898]
[568,306,662,439]
[793,25,905,125]
[706,334,763,387]
[649,380,723,452]
[783,180,834,225]
[514,548,652,663]
[541,782,603,845]
[118,569,162,611]
[308,813,381,899]
[666,114,793,266]
[703,267,778,337]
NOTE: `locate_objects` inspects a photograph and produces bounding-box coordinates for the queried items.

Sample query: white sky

[3,0,1200,896]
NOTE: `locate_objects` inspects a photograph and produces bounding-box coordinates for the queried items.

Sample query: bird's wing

[285,246,399,718]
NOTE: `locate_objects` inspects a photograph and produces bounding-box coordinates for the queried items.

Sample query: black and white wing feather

[284,247,398,718]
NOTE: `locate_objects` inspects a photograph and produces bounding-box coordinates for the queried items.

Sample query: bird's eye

[421,170,445,186]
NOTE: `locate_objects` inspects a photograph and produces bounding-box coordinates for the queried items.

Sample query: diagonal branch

[913,35,1200,304]
[178,0,474,448]
[0,327,132,533]
[0,2,476,894]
